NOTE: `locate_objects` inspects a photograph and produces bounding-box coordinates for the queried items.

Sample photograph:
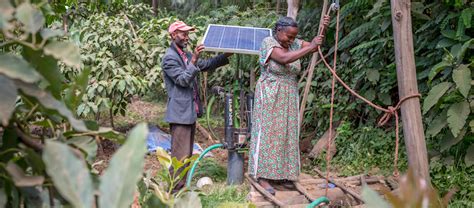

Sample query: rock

[196,177,213,188]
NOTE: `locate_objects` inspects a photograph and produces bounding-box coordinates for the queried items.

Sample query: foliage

[362,169,454,208]
[61,4,162,128]
[139,148,201,207]
[192,158,227,183]
[0,2,149,207]
[200,184,251,208]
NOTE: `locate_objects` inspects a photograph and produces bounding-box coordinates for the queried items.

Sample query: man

[161,20,231,190]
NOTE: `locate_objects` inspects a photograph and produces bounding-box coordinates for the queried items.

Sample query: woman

[248,16,330,194]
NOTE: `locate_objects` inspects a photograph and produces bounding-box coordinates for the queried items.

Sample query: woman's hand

[322,15,330,27]
[310,35,324,49]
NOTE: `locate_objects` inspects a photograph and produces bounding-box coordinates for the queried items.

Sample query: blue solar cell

[202,24,271,54]
[220,27,239,49]
[203,25,223,48]
[254,29,271,50]
[237,28,255,50]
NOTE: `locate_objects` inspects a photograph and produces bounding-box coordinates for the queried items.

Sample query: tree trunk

[109,107,115,129]
[390,0,429,181]
[276,0,280,14]
[152,0,158,16]
[287,0,299,20]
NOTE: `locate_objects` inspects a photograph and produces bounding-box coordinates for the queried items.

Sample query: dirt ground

[93,99,229,175]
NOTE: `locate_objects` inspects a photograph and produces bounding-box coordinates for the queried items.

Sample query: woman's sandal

[258,179,276,195]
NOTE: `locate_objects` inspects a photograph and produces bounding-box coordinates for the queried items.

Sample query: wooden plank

[245,174,285,207]
[314,168,364,203]
[390,0,429,181]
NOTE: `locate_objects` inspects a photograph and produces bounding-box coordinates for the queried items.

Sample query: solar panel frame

[201,24,272,55]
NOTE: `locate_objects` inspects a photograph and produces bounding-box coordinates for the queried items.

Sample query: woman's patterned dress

[248,36,303,181]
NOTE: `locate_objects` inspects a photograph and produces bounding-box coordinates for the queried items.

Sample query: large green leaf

[452,64,471,98]
[422,82,452,114]
[447,101,470,137]
[426,109,448,138]
[15,80,88,132]
[175,191,202,208]
[99,123,148,208]
[22,46,63,98]
[367,69,380,83]
[461,8,472,28]
[440,128,466,152]
[64,68,90,111]
[361,185,390,208]
[465,144,474,167]
[428,61,451,82]
[0,54,42,83]
[43,140,94,208]
[0,75,17,126]
[43,42,81,69]
[15,3,44,34]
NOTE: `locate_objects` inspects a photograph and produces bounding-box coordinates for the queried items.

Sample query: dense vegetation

[0,0,472,207]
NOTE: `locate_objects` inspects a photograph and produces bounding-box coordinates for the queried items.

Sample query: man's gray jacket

[161,43,229,124]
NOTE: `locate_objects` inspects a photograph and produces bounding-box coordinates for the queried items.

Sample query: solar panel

[202,24,272,55]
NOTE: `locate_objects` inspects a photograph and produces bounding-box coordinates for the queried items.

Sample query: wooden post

[390,0,429,181]
[299,0,328,128]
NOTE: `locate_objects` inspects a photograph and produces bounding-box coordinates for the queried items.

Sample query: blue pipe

[186,143,225,188]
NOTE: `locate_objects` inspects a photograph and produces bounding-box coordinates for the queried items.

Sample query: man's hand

[191,44,205,64]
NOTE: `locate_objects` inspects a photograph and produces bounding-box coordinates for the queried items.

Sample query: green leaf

[0,54,42,83]
[428,61,451,82]
[436,38,456,48]
[43,140,94,208]
[367,69,380,83]
[0,75,17,126]
[422,82,452,114]
[440,29,456,40]
[156,147,172,169]
[0,0,14,29]
[175,191,202,208]
[447,101,470,137]
[426,110,448,138]
[15,3,44,34]
[361,185,390,208]
[461,8,472,28]
[15,81,88,132]
[22,46,63,98]
[465,144,474,167]
[43,41,81,69]
[99,123,148,208]
[5,162,44,187]
[40,28,65,40]
[64,68,90,111]
[440,128,466,152]
[66,136,97,163]
[452,64,471,98]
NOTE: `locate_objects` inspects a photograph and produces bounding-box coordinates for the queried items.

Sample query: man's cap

[168,21,196,33]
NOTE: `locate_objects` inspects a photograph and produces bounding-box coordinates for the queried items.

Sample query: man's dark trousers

[170,123,195,190]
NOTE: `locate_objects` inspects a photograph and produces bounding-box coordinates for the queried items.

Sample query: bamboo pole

[390,0,429,181]
[299,0,329,128]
